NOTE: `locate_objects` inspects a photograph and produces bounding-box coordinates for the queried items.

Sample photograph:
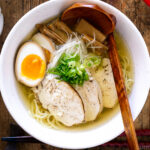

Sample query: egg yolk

[21,54,46,80]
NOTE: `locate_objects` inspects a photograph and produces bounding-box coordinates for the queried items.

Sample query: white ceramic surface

[0,0,150,149]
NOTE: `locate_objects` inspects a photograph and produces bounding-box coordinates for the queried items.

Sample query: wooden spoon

[61,3,139,150]
[61,3,115,35]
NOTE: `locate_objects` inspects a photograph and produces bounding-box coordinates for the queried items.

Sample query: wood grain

[108,34,139,150]
[0,0,150,150]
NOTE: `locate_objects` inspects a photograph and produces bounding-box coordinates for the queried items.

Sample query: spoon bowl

[61,2,115,35]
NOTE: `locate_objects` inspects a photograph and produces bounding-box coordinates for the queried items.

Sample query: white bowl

[0,0,150,149]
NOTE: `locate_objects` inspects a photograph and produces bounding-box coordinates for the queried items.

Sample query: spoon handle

[108,34,139,150]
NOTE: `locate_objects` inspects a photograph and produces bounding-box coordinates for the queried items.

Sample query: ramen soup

[15,14,134,130]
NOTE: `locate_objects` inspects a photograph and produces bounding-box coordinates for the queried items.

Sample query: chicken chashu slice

[74,79,103,122]
[94,58,118,108]
[35,77,84,126]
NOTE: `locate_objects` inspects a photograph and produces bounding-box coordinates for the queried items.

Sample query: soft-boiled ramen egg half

[15,41,46,87]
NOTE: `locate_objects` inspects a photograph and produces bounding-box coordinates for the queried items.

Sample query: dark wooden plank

[0,1,24,150]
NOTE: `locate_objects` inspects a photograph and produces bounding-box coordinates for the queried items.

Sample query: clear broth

[17,31,134,131]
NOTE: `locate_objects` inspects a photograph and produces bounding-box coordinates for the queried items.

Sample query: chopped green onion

[47,52,89,85]
[83,53,101,68]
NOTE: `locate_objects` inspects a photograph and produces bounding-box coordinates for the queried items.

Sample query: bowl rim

[0,0,150,149]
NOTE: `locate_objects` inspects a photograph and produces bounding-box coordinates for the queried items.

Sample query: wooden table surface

[0,0,150,150]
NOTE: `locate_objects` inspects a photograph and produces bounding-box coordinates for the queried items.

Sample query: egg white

[15,41,46,87]
[32,33,55,62]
